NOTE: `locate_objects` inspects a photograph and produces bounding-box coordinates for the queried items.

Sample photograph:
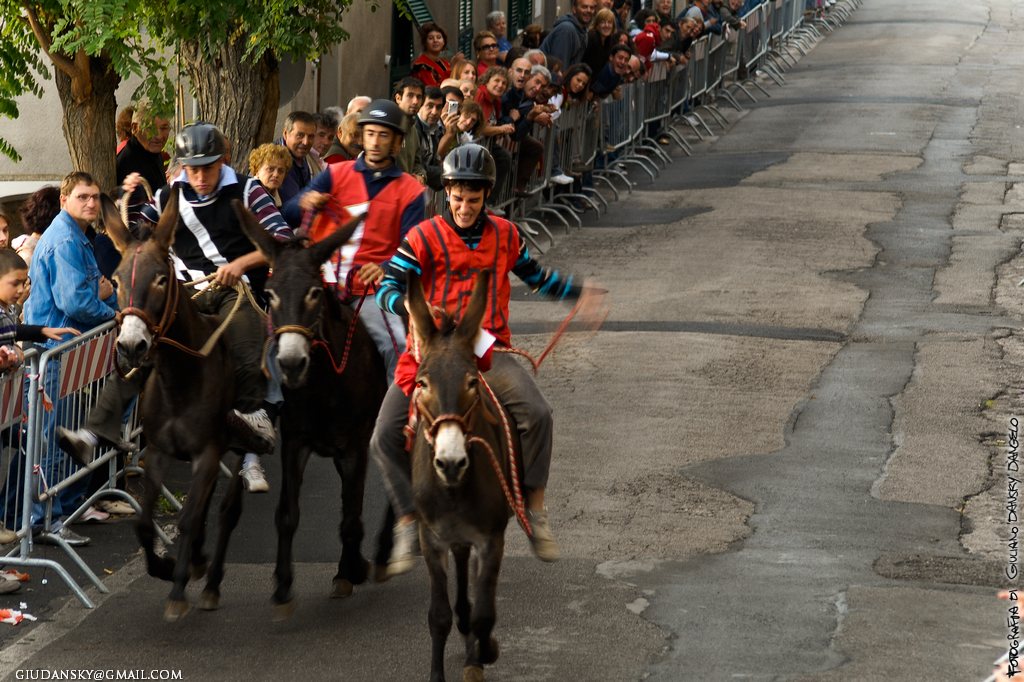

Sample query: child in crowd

[0,249,79,544]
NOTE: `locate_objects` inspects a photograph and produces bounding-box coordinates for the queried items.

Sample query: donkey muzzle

[276,332,311,388]
[433,423,469,486]
[116,316,153,368]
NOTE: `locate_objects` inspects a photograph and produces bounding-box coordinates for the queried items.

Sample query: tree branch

[22,3,79,80]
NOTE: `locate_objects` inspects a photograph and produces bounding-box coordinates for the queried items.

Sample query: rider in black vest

[59,122,293,494]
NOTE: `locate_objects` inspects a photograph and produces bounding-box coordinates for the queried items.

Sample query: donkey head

[101,187,180,368]
[237,201,357,387]
[408,269,491,487]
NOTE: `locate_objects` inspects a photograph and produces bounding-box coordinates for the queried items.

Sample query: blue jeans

[31,357,88,527]
[352,300,405,385]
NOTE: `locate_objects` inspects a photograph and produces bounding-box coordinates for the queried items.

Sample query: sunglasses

[480,43,498,49]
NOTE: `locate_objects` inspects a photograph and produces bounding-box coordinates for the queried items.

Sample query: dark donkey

[407,270,520,682]
[100,188,251,621]
[237,208,387,619]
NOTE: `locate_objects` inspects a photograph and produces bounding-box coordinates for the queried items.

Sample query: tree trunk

[180,39,281,174]
[53,56,120,193]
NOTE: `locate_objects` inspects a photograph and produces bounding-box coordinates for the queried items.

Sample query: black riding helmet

[441,144,496,189]
[175,122,225,166]
[357,99,407,136]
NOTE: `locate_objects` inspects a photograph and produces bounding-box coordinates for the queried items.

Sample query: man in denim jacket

[22,171,117,546]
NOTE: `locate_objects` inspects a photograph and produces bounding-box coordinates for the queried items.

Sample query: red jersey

[403,214,520,346]
[411,54,451,89]
[394,213,518,395]
[308,161,423,296]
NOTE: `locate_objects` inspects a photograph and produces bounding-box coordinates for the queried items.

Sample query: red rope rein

[474,371,532,537]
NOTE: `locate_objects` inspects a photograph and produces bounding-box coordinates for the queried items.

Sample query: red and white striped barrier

[0,365,26,429]
[55,329,116,400]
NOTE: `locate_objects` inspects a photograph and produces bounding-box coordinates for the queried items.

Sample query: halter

[115,247,256,362]
[114,247,184,346]
[414,389,481,445]
[411,373,532,537]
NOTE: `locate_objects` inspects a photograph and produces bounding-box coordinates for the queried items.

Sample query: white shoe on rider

[232,408,276,455]
[240,455,270,494]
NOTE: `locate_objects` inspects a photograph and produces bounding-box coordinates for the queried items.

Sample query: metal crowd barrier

[638,61,675,167]
[0,0,863,609]
[1,322,163,608]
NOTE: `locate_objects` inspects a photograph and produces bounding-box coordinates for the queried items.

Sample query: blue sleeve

[51,243,116,327]
[282,168,335,226]
[511,241,582,302]
[399,193,426,240]
[377,236,421,315]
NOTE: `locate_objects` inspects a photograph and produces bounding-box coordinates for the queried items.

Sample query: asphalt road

[2,0,1021,679]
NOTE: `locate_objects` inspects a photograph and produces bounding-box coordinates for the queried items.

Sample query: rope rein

[474,372,532,536]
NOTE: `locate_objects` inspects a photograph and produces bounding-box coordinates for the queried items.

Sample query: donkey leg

[200,451,244,612]
[165,447,220,622]
[453,544,483,681]
[469,534,504,668]
[273,442,311,616]
[135,449,174,581]
[424,538,453,682]
[452,544,472,637]
[189,484,215,581]
[332,448,369,597]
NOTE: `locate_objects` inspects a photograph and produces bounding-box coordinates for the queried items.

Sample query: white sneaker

[232,408,276,455]
[240,460,270,493]
[386,521,421,577]
[550,173,574,185]
[526,508,560,562]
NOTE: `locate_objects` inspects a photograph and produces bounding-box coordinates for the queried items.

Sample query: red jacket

[308,161,424,296]
[411,54,451,89]
[394,213,520,395]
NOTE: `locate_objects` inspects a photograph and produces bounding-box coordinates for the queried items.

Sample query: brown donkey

[407,270,519,682]
[101,189,251,621]
[237,209,387,619]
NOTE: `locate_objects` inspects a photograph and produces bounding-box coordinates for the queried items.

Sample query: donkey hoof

[331,578,354,599]
[372,564,390,584]
[198,590,220,611]
[272,600,296,622]
[479,637,499,665]
[190,562,208,581]
[163,599,190,622]
[462,665,485,682]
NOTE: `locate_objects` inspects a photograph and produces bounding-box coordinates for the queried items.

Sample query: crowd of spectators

[0,0,793,551]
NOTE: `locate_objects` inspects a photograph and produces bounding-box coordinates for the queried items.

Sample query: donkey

[237,207,387,619]
[100,188,251,622]
[406,270,519,682]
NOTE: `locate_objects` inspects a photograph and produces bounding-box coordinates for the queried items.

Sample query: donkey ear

[233,199,280,266]
[99,194,134,254]
[307,216,361,266]
[153,184,180,253]
[406,270,437,347]
[456,270,491,342]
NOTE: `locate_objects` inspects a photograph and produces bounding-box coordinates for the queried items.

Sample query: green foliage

[142,0,374,64]
[0,0,378,164]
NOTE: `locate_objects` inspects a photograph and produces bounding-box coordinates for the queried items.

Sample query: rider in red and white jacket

[284,99,426,384]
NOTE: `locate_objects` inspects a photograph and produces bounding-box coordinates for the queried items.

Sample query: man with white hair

[346,95,372,115]
[524,48,548,67]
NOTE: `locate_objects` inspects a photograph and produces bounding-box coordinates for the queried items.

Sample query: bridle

[114,247,204,359]
[114,245,243,361]
[410,371,532,536]
[413,387,482,446]
[115,246,179,338]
